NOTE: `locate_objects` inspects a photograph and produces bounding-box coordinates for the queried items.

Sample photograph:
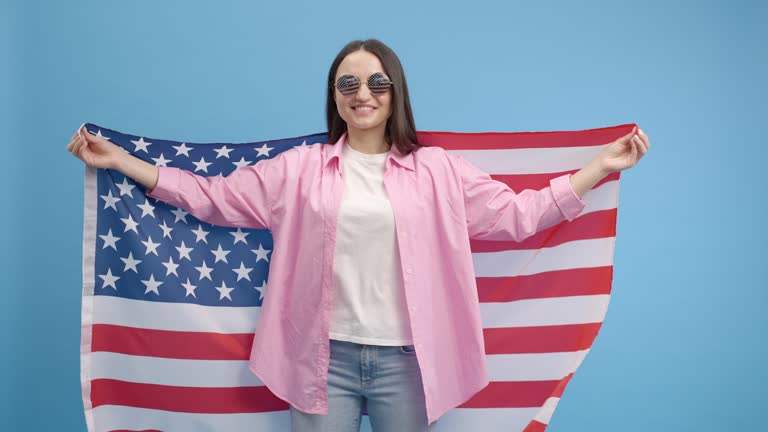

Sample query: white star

[159,220,174,239]
[251,244,272,263]
[137,199,156,219]
[192,224,210,244]
[214,145,234,159]
[232,157,252,169]
[142,274,162,295]
[255,143,274,157]
[171,208,189,223]
[93,130,112,141]
[100,190,120,211]
[141,235,161,256]
[116,178,136,197]
[215,281,235,301]
[98,268,120,290]
[120,252,142,273]
[193,157,212,173]
[162,256,180,277]
[181,278,197,298]
[131,137,152,153]
[99,229,120,250]
[195,260,213,281]
[152,153,172,167]
[230,228,249,245]
[232,262,253,281]
[172,142,193,157]
[175,240,194,261]
[211,244,231,264]
[254,280,267,301]
[120,214,140,234]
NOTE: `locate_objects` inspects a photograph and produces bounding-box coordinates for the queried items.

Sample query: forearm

[569,158,610,199]
[114,153,159,190]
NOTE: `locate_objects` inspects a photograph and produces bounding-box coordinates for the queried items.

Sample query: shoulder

[412,144,464,170]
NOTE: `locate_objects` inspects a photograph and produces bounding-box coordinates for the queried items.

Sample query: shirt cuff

[146,166,181,203]
[549,174,586,221]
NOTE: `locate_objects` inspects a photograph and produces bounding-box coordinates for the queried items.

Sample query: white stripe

[533,397,562,425]
[438,407,550,431]
[481,295,610,328]
[573,179,618,216]
[486,350,590,381]
[449,144,609,174]
[91,404,550,432]
[91,405,290,432]
[89,352,264,387]
[93,295,261,333]
[86,349,590,388]
[472,237,616,277]
[81,165,98,432]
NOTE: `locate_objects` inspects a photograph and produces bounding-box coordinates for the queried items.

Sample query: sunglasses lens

[368,72,392,94]
[335,74,360,96]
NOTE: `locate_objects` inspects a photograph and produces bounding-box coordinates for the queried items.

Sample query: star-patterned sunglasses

[332,72,393,96]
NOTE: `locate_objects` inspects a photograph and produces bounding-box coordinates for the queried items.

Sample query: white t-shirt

[328,141,414,346]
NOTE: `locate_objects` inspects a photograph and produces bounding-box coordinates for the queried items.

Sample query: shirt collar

[325,132,415,173]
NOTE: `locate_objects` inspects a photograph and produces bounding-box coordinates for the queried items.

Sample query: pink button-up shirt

[146,132,586,425]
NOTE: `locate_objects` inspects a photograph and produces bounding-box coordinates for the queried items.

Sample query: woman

[67,38,650,432]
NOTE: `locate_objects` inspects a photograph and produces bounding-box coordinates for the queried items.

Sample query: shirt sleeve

[146,150,293,230]
[452,154,586,242]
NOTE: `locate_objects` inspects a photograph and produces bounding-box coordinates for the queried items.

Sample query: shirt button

[406,267,413,274]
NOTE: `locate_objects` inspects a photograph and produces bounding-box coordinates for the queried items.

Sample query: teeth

[354,106,374,110]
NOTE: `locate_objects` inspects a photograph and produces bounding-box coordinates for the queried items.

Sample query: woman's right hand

[66,125,125,170]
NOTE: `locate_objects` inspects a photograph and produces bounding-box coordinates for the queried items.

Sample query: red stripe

[460,379,560,408]
[477,266,614,302]
[92,377,577,413]
[484,323,603,354]
[470,209,617,252]
[417,123,636,150]
[91,379,288,413]
[92,322,603,360]
[491,170,620,192]
[92,324,252,360]
[523,420,548,432]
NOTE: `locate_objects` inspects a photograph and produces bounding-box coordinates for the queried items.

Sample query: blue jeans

[290,338,437,432]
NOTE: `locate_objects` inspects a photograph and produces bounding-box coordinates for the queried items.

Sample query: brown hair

[326,39,422,155]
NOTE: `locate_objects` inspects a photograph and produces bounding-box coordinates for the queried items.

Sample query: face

[333,50,393,135]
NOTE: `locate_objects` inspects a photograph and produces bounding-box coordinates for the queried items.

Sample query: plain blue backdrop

[2,0,766,430]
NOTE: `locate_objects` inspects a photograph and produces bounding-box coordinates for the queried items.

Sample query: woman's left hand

[596,126,651,174]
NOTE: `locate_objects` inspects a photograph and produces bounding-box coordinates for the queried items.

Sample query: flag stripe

[491,170,619,192]
[470,209,617,252]
[419,124,634,150]
[448,145,610,174]
[476,266,613,302]
[88,349,590,387]
[91,319,603,360]
[90,378,570,413]
[92,405,553,432]
[473,237,616,277]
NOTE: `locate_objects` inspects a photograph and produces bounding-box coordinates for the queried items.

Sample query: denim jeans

[290,338,437,432]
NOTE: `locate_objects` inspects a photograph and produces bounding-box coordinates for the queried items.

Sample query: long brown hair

[326,39,422,155]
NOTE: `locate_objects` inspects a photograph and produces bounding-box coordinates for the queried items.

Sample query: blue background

[2,0,766,430]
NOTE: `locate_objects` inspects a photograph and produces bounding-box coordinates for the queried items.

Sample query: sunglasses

[332,72,393,96]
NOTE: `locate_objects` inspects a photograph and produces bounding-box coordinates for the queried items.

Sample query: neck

[346,126,390,154]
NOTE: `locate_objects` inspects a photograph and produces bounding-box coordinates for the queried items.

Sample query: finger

[637,128,651,149]
[619,127,637,143]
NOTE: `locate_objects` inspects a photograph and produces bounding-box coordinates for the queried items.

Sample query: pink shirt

[146,132,586,425]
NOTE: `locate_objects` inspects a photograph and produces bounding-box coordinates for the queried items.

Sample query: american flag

[80,123,628,431]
